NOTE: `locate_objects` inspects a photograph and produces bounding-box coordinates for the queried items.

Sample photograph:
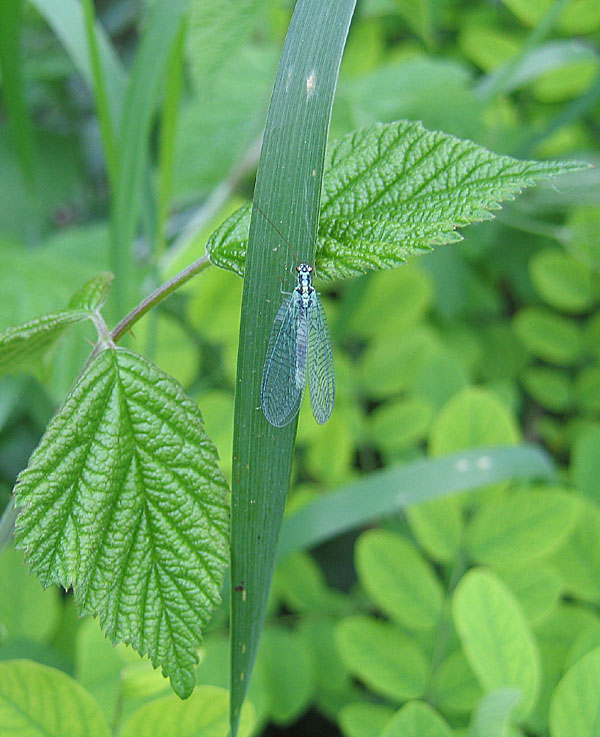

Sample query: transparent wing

[261,295,307,427]
[308,292,335,424]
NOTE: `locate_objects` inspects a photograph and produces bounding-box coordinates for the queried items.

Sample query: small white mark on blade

[456,460,470,472]
[477,455,492,471]
[306,70,316,98]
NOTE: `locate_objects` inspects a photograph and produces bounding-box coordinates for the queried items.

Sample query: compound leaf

[207,120,585,280]
[13,347,230,698]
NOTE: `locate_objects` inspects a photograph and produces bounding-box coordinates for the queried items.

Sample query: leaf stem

[110,253,211,343]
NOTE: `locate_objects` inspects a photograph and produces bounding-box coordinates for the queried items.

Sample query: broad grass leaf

[14,347,230,698]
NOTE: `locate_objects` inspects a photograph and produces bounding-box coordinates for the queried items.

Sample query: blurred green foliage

[0,0,600,736]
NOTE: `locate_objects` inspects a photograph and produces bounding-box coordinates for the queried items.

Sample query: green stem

[111,254,210,343]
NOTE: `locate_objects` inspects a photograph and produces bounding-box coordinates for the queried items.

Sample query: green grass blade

[229,1,356,735]
[81,0,118,185]
[108,0,190,319]
[156,21,187,257]
[0,0,37,190]
[30,0,125,120]
[278,445,556,558]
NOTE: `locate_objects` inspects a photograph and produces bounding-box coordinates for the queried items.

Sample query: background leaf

[335,616,428,702]
[118,684,255,737]
[355,529,443,630]
[14,348,230,697]
[0,660,111,737]
[549,647,600,737]
[453,568,541,717]
[381,701,453,737]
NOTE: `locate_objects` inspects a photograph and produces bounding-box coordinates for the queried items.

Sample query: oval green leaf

[453,568,540,717]
[549,647,600,737]
[335,615,428,702]
[355,529,443,629]
[0,659,111,737]
[465,487,579,565]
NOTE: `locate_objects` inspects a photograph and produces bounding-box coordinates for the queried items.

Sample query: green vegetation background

[0,1,600,736]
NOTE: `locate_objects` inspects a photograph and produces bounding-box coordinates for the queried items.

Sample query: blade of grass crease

[277,445,556,559]
[229,1,356,735]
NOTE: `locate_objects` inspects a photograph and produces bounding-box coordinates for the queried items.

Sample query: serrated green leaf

[0,659,111,737]
[453,568,540,717]
[355,529,443,630]
[13,347,230,698]
[119,684,255,737]
[381,701,453,737]
[338,702,395,737]
[68,272,114,312]
[465,487,579,566]
[468,687,521,737]
[549,647,600,737]
[335,615,428,702]
[207,120,584,280]
[0,310,91,377]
